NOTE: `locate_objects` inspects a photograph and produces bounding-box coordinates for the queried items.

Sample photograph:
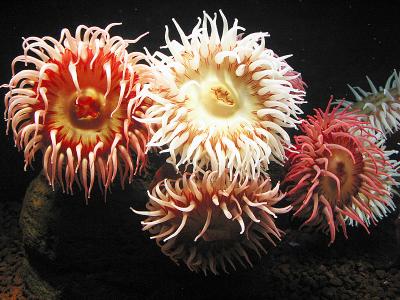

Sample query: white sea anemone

[344,70,400,138]
[140,10,305,180]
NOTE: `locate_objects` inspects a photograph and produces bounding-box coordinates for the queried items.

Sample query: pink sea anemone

[284,99,398,244]
[132,169,290,275]
[3,24,154,199]
[140,10,305,180]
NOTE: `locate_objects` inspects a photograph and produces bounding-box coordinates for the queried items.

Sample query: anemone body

[132,169,290,275]
[284,100,398,244]
[142,10,305,180]
[344,70,400,138]
[4,24,154,199]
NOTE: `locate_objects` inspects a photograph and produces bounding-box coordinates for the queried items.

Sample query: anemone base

[18,167,154,298]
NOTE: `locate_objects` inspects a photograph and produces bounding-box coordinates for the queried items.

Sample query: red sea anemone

[3,24,154,199]
[141,10,305,180]
[284,99,398,244]
[131,169,290,275]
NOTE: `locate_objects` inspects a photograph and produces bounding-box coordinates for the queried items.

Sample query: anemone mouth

[132,169,289,274]
[70,88,107,128]
[197,82,240,119]
[4,25,152,199]
[320,147,363,206]
[178,61,261,123]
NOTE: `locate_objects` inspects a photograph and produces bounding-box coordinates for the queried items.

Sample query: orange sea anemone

[3,24,154,199]
[284,99,398,244]
[131,169,290,275]
[140,10,305,180]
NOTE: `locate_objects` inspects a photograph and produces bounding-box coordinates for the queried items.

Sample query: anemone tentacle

[340,70,400,138]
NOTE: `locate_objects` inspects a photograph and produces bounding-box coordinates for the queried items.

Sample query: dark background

[0,0,399,201]
[0,1,399,298]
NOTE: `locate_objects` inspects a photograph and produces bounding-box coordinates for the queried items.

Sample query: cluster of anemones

[3,10,398,275]
[2,12,305,274]
[283,99,398,244]
[130,10,307,274]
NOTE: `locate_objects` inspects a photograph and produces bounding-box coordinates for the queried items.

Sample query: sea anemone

[345,140,399,228]
[284,99,398,244]
[3,24,154,199]
[343,70,400,138]
[141,10,305,180]
[131,169,290,275]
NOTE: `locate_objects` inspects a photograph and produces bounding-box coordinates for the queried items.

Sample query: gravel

[1,181,399,299]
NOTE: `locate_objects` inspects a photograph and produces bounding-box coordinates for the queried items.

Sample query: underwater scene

[0,1,399,299]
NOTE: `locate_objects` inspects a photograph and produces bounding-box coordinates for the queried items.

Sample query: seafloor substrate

[0,179,399,300]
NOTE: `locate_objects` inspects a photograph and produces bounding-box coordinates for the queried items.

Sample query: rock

[336,264,348,275]
[319,264,327,273]
[375,270,386,280]
[326,270,335,279]
[0,275,8,287]
[20,259,60,300]
[0,248,7,260]
[321,287,336,298]
[279,263,291,276]
[280,255,289,263]
[13,274,23,286]
[5,254,17,265]
[17,169,151,298]
[302,275,318,289]
[329,277,343,287]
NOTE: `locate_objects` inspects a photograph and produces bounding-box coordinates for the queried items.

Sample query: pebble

[279,263,291,276]
[302,275,318,289]
[13,274,23,286]
[376,269,386,279]
[0,276,7,287]
[330,277,343,287]
[321,287,336,298]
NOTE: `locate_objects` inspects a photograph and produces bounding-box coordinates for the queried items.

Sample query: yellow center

[201,84,239,118]
[181,65,261,134]
[321,149,358,204]
[48,86,123,148]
